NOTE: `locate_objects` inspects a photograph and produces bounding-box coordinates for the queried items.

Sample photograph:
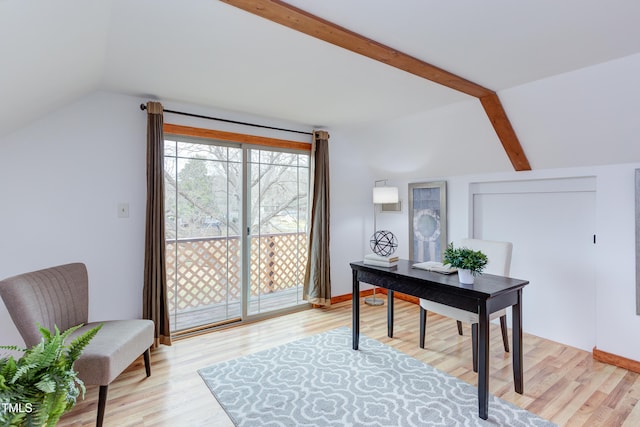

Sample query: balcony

[166,232,308,332]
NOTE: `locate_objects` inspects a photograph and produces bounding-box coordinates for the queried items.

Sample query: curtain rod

[139,104,313,136]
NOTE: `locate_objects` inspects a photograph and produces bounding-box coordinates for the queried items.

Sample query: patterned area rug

[198,327,556,426]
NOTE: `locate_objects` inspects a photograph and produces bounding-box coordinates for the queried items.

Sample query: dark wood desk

[350,259,529,420]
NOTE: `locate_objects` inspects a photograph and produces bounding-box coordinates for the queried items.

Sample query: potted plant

[0,323,101,427]
[443,242,488,284]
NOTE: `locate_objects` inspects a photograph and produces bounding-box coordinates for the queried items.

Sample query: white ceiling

[1,0,640,138]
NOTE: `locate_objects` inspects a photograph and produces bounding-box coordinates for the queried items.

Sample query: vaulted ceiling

[2,0,640,166]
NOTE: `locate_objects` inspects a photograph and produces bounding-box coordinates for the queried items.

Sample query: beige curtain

[303,130,331,305]
[143,101,172,347]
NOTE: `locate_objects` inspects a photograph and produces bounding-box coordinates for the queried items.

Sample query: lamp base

[364,296,385,306]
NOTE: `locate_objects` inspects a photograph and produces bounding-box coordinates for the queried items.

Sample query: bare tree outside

[164,141,308,240]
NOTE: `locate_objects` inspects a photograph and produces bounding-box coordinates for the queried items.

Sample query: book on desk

[412,261,458,274]
[363,253,398,268]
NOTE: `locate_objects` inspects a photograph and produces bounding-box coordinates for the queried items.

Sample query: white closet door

[473,184,596,351]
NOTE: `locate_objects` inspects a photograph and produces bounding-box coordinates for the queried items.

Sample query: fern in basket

[0,323,101,427]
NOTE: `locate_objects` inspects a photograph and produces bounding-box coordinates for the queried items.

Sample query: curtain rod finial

[140,103,147,111]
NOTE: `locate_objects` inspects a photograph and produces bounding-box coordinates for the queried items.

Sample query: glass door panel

[164,139,242,332]
[247,148,309,316]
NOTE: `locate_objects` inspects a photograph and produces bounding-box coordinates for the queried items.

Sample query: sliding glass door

[164,136,309,333]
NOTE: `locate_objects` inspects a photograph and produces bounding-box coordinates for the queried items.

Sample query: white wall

[328,53,640,360]
[0,91,313,346]
[594,164,640,359]
[0,92,148,346]
[330,125,640,358]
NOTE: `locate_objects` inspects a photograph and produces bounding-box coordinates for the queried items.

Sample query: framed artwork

[408,181,447,262]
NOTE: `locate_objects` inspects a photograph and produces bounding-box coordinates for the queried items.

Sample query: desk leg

[513,289,524,394]
[352,269,360,350]
[419,307,427,348]
[387,290,394,338]
[478,303,489,420]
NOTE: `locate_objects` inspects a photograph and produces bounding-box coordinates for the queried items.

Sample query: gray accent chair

[0,263,154,427]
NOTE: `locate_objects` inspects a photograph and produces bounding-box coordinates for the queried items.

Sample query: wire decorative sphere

[370,230,398,257]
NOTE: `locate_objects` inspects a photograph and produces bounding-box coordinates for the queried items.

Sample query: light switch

[118,203,129,218]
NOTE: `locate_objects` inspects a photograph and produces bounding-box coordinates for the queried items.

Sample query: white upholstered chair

[0,263,154,427]
[419,239,513,372]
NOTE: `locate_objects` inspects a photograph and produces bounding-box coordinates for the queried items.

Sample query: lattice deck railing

[166,232,308,313]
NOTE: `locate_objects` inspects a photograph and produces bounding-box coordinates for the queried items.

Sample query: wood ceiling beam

[221,0,532,171]
[479,94,531,171]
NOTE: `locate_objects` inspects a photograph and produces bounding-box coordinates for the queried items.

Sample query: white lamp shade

[373,186,399,204]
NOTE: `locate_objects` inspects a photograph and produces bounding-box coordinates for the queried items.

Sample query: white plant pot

[458,269,474,284]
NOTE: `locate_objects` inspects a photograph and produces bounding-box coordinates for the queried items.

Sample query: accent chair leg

[97,385,108,427]
[500,315,510,353]
[471,323,478,373]
[456,320,464,335]
[419,307,427,349]
[144,348,151,377]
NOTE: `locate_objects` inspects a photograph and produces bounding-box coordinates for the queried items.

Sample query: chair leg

[419,307,427,349]
[471,323,478,373]
[500,315,510,353]
[144,348,151,377]
[97,385,108,427]
[456,320,464,336]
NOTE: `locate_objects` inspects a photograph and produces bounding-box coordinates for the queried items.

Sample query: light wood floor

[58,299,640,426]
